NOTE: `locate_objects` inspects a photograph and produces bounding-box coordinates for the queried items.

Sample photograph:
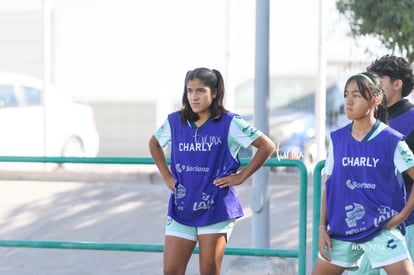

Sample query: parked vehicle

[241,109,318,170]
[0,73,99,168]
[241,78,347,171]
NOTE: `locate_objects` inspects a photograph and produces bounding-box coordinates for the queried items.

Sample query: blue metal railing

[312,160,325,264]
[0,156,308,274]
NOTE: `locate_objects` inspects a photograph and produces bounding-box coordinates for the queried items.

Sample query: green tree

[336,0,414,63]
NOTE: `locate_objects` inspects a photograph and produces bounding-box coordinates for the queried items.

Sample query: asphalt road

[0,167,314,274]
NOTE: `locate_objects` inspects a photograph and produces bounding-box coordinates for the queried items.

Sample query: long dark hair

[344,72,389,124]
[180,67,228,122]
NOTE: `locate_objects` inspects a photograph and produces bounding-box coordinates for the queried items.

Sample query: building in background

[0,0,387,158]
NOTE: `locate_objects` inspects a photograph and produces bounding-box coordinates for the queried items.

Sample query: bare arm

[148,135,176,191]
[318,183,332,261]
[386,166,414,229]
[214,134,275,188]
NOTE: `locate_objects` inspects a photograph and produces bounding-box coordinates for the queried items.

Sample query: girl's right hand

[318,229,332,261]
[163,175,177,192]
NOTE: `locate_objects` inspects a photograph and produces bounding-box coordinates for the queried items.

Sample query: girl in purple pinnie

[149,67,275,275]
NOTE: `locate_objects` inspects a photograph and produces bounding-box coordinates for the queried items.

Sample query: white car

[0,73,99,164]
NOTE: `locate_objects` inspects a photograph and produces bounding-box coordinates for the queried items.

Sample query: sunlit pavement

[0,168,314,274]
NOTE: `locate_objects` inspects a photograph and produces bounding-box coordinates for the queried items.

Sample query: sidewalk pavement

[0,167,315,274]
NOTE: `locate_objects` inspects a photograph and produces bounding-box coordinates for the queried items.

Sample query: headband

[358,73,382,98]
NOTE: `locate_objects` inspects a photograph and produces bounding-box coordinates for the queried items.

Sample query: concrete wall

[0,9,368,161]
[0,11,43,78]
[90,101,157,157]
[0,12,159,158]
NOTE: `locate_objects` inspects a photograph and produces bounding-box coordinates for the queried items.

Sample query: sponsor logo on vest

[342,157,379,167]
[346,179,376,190]
[346,227,367,235]
[374,206,398,228]
[193,192,215,211]
[175,163,186,173]
[175,163,209,173]
[345,203,365,227]
[345,203,367,235]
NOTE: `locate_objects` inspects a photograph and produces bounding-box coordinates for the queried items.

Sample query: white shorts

[165,216,236,241]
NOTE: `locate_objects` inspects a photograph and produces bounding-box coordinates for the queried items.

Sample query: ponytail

[181,67,228,122]
[375,96,388,124]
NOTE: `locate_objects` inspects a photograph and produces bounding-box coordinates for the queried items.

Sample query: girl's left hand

[385,213,404,230]
[214,173,244,188]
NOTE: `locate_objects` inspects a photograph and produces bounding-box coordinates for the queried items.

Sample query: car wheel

[60,137,85,170]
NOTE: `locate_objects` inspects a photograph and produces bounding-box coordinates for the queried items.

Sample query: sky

[0,0,389,108]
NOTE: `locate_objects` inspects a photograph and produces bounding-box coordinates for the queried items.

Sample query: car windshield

[22,85,41,106]
[0,84,18,108]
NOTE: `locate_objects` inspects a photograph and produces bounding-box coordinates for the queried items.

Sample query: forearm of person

[148,135,172,179]
[317,186,332,259]
[319,189,328,228]
[400,167,414,218]
[238,134,275,182]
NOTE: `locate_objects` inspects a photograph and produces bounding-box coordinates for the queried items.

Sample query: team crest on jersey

[174,184,186,199]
